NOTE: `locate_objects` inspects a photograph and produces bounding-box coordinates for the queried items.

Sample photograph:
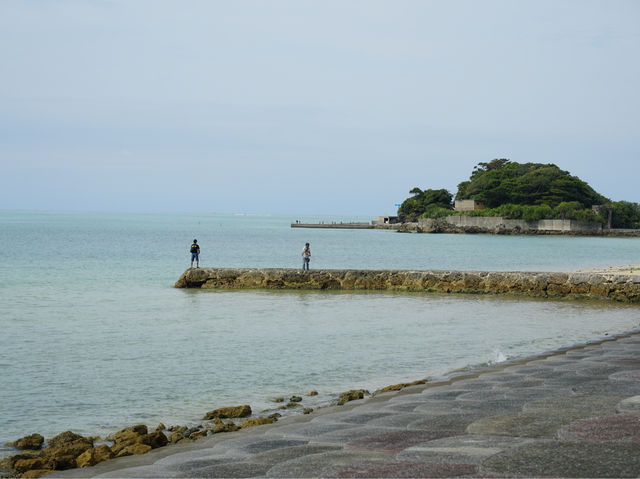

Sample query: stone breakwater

[175,268,640,302]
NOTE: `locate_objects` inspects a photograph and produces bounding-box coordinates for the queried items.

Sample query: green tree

[470,158,512,180]
[610,201,640,228]
[398,188,453,220]
[455,181,470,200]
[554,201,583,219]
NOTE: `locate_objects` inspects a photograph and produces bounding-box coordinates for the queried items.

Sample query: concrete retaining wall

[417,216,604,234]
[175,268,640,302]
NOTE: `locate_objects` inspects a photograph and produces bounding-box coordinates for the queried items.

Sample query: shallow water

[1,210,640,453]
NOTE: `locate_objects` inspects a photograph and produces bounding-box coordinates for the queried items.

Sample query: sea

[2,210,640,456]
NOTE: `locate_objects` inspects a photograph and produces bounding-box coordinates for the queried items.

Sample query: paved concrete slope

[53,333,640,478]
[175,268,640,302]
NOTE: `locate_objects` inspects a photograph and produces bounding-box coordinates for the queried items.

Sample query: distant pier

[291,221,373,229]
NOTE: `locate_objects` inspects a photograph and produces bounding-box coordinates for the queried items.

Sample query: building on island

[454,199,485,212]
[453,200,484,211]
[373,215,399,225]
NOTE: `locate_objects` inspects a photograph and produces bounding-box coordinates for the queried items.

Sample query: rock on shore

[2,426,169,478]
[7,434,44,451]
[203,405,252,420]
[174,268,640,302]
[2,403,284,477]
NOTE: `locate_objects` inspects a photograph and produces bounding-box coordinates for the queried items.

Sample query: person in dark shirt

[302,242,311,270]
[190,239,200,268]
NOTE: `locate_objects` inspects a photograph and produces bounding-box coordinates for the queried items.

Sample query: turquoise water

[1,210,640,455]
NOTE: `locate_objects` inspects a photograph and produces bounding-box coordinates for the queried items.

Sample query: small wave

[488,349,507,364]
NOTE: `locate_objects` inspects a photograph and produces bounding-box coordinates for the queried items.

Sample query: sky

[0,0,638,215]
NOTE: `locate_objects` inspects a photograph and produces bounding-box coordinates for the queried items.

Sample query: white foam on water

[489,349,508,364]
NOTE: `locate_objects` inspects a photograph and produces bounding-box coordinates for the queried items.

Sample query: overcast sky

[1,0,638,215]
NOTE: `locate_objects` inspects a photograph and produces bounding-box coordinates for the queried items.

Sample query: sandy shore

[573,264,640,275]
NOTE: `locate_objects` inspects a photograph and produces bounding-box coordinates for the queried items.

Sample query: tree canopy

[610,201,640,229]
[398,188,452,220]
[456,160,608,208]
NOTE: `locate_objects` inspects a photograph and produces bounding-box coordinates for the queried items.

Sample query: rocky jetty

[174,268,640,302]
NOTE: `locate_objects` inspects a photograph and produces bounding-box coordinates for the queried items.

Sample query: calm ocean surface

[2,210,640,454]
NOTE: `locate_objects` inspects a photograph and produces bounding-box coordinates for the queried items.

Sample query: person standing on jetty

[302,242,311,270]
[190,239,200,268]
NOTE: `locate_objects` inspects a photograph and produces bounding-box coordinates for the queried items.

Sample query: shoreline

[43,326,640,478]
[5,325,640,478]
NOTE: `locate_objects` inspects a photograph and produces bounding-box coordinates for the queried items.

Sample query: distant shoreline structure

[291,216,640,237]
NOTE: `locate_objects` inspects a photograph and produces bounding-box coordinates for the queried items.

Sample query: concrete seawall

[175,268,640,302]
[381,217,640,236]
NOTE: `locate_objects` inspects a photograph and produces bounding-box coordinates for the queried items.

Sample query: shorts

[191,253,199,261]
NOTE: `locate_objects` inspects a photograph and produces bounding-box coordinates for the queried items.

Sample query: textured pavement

[53,333,640,478]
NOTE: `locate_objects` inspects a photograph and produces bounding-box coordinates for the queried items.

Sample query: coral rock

[48,454,80,471]
[241,417,276,428]
[7,434,44,451]
[114,444,152,458]
[76,445,113,468]
[140,431,168,449]
[111,425,148,443]
[203,405,251,420]
[337,389,369,405]
[46,431,87,448]
[13,458,50,474]
[188,429,208,440]
[20,469,56,478]
[212,422,239,433]
[110,427,167,456]
[376,379,427,394]
[42,438,93,470]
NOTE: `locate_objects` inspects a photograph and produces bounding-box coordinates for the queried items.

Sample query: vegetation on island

[399,159,640,228]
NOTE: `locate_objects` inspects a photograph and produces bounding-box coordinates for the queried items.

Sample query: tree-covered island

[399,159,640,228]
